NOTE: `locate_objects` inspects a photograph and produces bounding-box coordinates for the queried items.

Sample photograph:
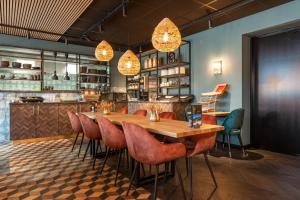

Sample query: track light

[98,24,104,33]
[208,19,213,29]
[122,2,127,17]
[27,31,31,39]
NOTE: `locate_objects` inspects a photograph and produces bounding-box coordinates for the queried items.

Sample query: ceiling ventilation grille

[0,0,93,41]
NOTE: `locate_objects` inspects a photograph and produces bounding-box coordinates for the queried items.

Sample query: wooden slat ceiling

[0,0,93,41]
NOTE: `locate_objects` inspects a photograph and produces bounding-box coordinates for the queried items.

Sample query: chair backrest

[96,117,126,149]
[133,109,147,117]
[222,108,245,134]
[159,112,176,120]
[189,115,217,156]
[67,111,83,133]
[117,106,128,114]
[122,121,163,164]
[78,113,101,140]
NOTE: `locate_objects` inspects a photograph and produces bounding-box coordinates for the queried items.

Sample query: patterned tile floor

[0,139,151,200]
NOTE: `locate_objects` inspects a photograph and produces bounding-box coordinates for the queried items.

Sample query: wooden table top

[81,112,224,138]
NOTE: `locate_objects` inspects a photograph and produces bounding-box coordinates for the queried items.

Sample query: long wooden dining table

[81,111,224,186]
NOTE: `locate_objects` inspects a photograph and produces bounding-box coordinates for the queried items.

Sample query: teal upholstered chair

[219,108,247,158]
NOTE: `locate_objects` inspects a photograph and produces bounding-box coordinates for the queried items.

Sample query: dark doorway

[251,30,300,155]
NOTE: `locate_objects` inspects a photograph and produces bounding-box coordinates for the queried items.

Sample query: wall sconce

[212,60,222,75]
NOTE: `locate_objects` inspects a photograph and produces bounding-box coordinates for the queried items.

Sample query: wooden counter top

[81,112,224,138]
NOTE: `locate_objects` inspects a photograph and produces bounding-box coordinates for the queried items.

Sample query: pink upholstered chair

[78,113,102,169]
[97,116,127,185]
[122,121,186,199]
[186,115,218,199]
[117,106,128,114]
[67,111,84,157]
[159,112,176,120]
[133,109,147,117]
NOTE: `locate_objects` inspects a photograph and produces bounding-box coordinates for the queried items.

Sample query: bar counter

[9,101,94,141]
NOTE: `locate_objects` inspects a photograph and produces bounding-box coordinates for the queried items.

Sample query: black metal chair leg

[83,139,91,162]
[115,149,123,186]
[237,135,247,157]
[141,163,146,176]
[99,147,110,174]
[126,149,129,169]
[185,157,189,177]
[98,140,102,153]
[126,161,139,196]
[78,133,84,158]
[153,164,159,200]
[176,162,187,200]
[164,162,169,182]
[204,153,217,188]
[222,134,225,149]
[149,165,152,174]
[71,132,80,152]
[226,134,232,158]
[188,157,193,200]
[93,140,100,169]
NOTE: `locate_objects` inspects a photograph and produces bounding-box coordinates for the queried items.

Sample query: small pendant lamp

[117,50,140,76]
[151,17,182,52]
[63,53,70,80]
[52,52,58,80]
[95,40,114,61]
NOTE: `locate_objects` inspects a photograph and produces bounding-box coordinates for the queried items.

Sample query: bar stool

[67,111,84,157]
[133,109,147,116]
[96,116,127,185]
[159,112,176,120]
[117,106,128,114]
[78,113,102,169]
[185,115,218,200]
[122,121,186,200]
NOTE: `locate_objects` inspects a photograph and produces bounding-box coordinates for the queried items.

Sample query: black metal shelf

[80,73,109,77]
[159,85,190,89]
[159,74,188,78]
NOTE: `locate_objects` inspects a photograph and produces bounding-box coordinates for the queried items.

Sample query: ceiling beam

[80,0,129,37]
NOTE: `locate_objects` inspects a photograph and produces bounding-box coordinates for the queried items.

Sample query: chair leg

[153,164,159,200]
[99,147,110,174]
[176,162,187,200]
[78,133,84,158]
[83,139,91,162]
[115,149,123,186]
[71,132,80,152]
[185,157,189,177]
[141,163,146,176]
[226,134,232,158]
[126,149,129,169]
[164,162,169,182]
[126,161,139,196]
[93,140,100,169]
[237,134,247,157]
[204,153,217,188]
[222,134,225,149]
[188,157,193,200]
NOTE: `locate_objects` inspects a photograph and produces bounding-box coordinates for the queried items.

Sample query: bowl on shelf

[23,64,32,69]
[80,66,87,73]
[0,61,9,68]
[12,62,21,68]
[32,66,41,70]
[88,69,97,74]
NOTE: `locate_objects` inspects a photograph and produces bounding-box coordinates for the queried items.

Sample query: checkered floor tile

[0,139,151,199]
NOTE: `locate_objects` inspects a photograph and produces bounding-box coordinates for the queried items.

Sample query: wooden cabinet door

[58,104,77,135]
[10,104,36,140]
[36,104,59,137]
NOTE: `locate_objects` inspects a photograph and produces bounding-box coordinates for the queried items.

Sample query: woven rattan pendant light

[117,50,140,76]
[152,18,181,52]
[95,40,114,61]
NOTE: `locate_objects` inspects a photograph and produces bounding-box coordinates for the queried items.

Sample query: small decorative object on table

[188,104,202,128]
[101,100,112,115]
[148,104,162,122]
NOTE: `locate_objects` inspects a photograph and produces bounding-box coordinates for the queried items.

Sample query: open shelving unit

[0,45,110,93]
[126,40,191,101]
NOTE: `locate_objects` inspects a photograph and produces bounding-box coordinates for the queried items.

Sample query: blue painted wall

[185,1,300,145]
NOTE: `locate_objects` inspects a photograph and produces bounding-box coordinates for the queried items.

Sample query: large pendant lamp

[151,17,182,52]
[95,40,114,61]
[63,53,70,80]
[117,50,140,76]
[52,52,58,80]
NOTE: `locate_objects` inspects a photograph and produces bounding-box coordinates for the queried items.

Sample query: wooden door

[58,104,77,135]
[10,104,36,140]
[36,104,59,137]
[251,31,300,154]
